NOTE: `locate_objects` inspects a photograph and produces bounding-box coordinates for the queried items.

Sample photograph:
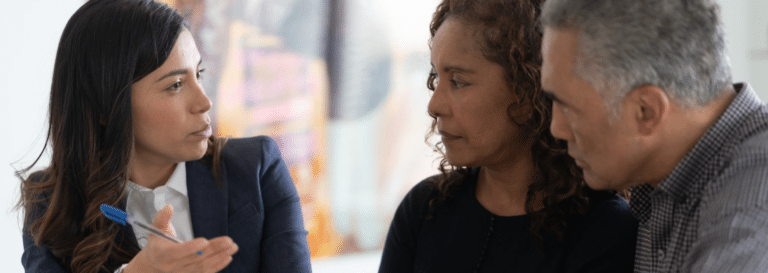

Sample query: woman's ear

[509,98,534,125]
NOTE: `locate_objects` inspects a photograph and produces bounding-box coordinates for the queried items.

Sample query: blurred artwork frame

[160,0,439,259]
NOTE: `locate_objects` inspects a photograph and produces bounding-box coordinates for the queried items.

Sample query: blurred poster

[163,0,337,257]
[162,0,439,259]
[324,0,438,255]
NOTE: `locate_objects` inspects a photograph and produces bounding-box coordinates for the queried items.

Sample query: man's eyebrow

[155,59,203,83]
[542,90,567,106]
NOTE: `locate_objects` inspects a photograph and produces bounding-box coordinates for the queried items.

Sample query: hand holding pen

[101,204,239,273]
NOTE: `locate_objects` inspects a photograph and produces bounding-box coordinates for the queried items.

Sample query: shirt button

[155,191,166,211]
[658,250,665,259]
[138,237,147,248]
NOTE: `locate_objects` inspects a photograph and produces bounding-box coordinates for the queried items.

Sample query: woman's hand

[124,204,239,273]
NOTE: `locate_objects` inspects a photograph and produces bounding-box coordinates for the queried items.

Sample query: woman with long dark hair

[379,0,637,272]
[18,0,311,272]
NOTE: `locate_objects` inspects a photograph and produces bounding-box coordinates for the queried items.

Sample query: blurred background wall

[0,0,765,272]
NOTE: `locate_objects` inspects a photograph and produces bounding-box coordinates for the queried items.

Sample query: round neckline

[465,168,529,220]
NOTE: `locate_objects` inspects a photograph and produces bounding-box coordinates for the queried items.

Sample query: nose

[427,77,450,118]
[191,80,212,114]
[549,102,574,141]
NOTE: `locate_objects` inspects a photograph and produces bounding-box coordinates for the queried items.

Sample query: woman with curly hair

[379,0,637,272]
[18,0,310,272]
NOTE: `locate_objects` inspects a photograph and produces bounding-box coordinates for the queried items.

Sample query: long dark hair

[16,0,225,272]
[426,0,589,248]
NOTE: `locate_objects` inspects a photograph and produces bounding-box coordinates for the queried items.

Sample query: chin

[444,156,477,169]
[444,153,463,167]
[584,180,610,190]
[583,172,618,191]
[184,144,209,161]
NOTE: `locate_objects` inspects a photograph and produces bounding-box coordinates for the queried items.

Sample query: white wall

[0,1,83,272]
[719,0,768,99]
[0,1,763,272]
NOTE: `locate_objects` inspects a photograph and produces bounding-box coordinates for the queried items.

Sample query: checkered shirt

[630,83,768,273]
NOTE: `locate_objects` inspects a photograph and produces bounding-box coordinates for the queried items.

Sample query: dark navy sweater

[379,169,638,273]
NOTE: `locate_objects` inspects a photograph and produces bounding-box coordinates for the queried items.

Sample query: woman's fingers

[181,236,238,261]
[152,204,174,233]
[204,236,239,256]
[202,248,235,272]
[145,205,238,273]
[175,236,238,272]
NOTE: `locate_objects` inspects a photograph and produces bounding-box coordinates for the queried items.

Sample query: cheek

[566,118,587,147]
[134,101,182,137]
[465,105,508,136]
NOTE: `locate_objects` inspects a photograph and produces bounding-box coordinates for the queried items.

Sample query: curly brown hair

[16,1,226,272]
[426,0,589,247]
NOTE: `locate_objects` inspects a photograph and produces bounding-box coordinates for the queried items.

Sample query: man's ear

[626,85,669,136]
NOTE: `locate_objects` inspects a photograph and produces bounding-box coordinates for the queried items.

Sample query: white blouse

[115,163,194,272]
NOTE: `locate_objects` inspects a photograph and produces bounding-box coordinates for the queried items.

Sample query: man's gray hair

[540,0,732,117]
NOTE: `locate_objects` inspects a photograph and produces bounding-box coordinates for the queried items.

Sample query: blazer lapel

[186,160,229,240]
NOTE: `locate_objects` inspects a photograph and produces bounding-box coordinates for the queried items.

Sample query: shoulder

[395,170,476,223]
[578,190,638,236]
[714,90,768,183]
[701,129,768,222]
[27,170,48,184]
[22,170,53,221]
[217,136,283,174]
[392,172,457,222]
[401,170,474,205]
[562,190,637,268]
[399,174,442,211]
[586,190,633,217]
[220,136,281,160]
[709,128,768,199]
[727,126,768,169]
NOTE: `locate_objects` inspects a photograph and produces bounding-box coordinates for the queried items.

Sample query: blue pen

[100,204,203,255]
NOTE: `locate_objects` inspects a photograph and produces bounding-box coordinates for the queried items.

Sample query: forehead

[430,18,483,62]
[541,28,586,105]
[167,29,200,67]
[132,28,200,88]
[541,28,578,89]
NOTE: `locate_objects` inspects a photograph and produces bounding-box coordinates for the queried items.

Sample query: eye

[167,80,183,91]
[428,70,438,91]
[196,68,205,80]
[450,77,468,88]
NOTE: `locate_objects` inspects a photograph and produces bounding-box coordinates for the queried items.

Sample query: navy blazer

[21,136,312,272]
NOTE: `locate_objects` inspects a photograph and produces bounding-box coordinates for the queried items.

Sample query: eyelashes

[167,80,182,91]
[166,68,205,92]
[450,78,468,88]
[428,71,469,89]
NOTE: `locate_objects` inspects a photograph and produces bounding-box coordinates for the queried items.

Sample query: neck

[646,87,737,187]
[129,158,177,189]
[475,151,537,216]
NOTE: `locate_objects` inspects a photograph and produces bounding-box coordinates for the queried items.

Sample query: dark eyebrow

[542,89,568,106]
[443,65,476,74]
[155,59,203,83]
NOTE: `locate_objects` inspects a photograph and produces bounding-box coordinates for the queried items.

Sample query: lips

[192,124,212,137]
[438,130,461,141]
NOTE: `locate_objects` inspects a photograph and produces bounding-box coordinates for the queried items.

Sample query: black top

[379,169,638,273]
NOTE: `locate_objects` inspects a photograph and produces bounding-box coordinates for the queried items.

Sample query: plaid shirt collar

[630,83,761,222]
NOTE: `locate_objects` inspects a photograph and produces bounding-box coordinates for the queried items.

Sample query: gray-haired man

[539,0,768,272]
